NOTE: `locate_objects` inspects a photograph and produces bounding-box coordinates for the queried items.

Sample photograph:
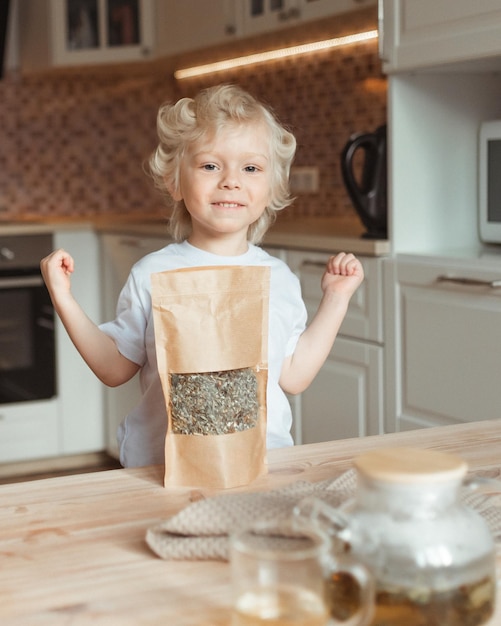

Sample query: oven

[0,234,56,404]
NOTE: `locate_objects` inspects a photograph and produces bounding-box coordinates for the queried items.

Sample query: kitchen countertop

[0,214,391,256]
[1,418,500,624]
[263,216,390,255]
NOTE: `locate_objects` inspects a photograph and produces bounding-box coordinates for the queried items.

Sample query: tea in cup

[231,520,329,626]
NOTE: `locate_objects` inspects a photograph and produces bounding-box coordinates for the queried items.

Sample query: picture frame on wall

[51,0,153,65]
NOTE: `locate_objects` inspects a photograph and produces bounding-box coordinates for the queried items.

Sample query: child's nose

[219,169,241,189]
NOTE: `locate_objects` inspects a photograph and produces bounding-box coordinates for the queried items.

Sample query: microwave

[479,120,501,244]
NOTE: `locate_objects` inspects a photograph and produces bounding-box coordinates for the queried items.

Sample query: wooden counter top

[0,214,391,256]
[1,419,500,624]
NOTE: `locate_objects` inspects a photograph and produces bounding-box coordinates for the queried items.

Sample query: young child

[40,84,364,467]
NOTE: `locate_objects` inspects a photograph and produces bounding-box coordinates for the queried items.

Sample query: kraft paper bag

[151,265,270,489]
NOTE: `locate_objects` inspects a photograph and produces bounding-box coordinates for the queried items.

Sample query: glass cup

[230,520,330,626]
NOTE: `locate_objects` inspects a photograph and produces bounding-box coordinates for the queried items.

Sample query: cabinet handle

[0,275,44,289]
[278,7,300,21]
[119,238,151,249]
[301,260,327,269]
[436,275,501,289]
[0,246,15,261]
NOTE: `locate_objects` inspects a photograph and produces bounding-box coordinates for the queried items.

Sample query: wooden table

[1,419,501,625]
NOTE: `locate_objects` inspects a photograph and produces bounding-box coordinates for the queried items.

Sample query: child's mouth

[213,202,242,208]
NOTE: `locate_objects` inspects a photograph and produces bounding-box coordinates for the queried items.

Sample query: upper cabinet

[18,0,155,71]
[16,0,376,70]
[379,0,501,255]
[154,0,239,57]
[241,0,375,36]
[157,0,376,57]
[16,0,377,71]
[380,0,501,73]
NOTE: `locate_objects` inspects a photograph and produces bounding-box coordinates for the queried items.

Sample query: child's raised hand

[40,248,75,297]
[321,252,364,298]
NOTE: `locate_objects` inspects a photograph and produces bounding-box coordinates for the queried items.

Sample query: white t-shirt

[99,241,307,467]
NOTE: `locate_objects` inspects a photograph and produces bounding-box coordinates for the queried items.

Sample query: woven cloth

[146,470,357,561]
[146,470,501,562]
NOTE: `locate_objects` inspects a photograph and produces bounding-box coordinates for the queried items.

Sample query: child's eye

[202,163,218,171]
[244,165,260,173]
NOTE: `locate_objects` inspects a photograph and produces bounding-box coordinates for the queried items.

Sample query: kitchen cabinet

[100,232,170,457]
[54,229,105,454]
[0,399,60,463]
[157,0,376,56]
[241,0,376,36]
[380,1,501,256]
[286,249,385,444]
[380,0,501,73]
[299,335,384,443]
[155,0,239,57]
[0,228,104,464]
[379,3,501,437]
[384,255,501,433]
[263,246,302,444]
[17,0,376,70]
[18,0,155,71]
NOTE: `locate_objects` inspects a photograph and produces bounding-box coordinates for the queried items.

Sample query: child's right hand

[40,248,75,297]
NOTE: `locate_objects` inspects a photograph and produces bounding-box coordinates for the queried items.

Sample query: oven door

[0,270,56,404]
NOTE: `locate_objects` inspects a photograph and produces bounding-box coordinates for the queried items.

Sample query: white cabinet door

[385,257,501,433]
[156,0,239,57]
[100,233,169,458]
[19,0,155,71]
[381,0,501,72]
[287,250,384,343]
[263,246,303,443]
[300,0,376,22]
[240,0,298,36]
[241,0,376,36]
[301,336,383,443]
[54,229,105,454]
[0,399,60,463]
[284,249,384,444]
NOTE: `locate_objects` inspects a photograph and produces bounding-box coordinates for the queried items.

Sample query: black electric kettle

[341,124,387,239]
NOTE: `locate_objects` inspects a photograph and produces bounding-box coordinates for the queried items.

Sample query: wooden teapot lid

[354,447,468,484]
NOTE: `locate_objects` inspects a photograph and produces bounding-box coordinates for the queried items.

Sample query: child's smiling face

[172,122,272,253]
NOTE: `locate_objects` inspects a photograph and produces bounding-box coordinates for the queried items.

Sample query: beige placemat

[146,470,501,561]
[146,471,356,561]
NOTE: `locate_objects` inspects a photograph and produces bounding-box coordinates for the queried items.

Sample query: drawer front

[397,258,501,291]
[287,250,384,343]
[399,283,500,424]
[386,257,501,432]
[0,399,59,463]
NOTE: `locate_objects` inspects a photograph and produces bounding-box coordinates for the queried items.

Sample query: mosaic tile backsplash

[0,9,387,222]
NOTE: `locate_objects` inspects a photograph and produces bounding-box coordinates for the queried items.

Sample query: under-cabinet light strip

[174,29,378,80]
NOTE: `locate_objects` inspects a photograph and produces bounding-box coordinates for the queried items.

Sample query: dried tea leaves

[327,574,496,626]
[153,266,269,487]
[170,368,259,436]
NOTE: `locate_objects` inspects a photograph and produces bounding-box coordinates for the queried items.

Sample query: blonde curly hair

[148,84,296,244]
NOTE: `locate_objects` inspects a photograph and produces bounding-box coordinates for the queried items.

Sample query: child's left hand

[321,252,364,298]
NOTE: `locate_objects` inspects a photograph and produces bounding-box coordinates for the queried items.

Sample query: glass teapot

[297,447,497,626]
